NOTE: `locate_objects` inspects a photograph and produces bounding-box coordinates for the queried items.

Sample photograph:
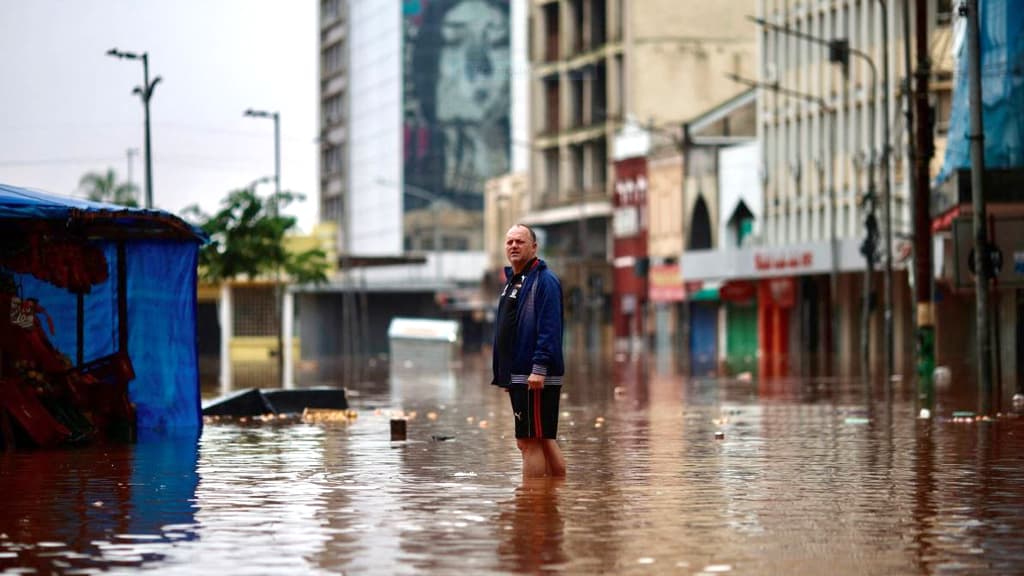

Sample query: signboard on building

[649,264,684,302]
[613,156,649,340]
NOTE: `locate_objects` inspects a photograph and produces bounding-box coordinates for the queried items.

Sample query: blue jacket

[492,258,564,387]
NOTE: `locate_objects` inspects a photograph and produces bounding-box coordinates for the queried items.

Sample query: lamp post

[244,108,283,386]
[244,109,281,209]
[751,16,884,382]
[107,48,160,209]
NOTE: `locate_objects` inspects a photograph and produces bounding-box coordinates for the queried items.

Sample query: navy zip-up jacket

[492,258,565,387]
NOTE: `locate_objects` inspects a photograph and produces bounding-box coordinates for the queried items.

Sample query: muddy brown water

[2,357,1023,575]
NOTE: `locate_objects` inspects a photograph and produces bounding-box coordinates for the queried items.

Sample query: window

[544,76,560,133]
[322,144,343,176]
[937,0,953,24]
[322,93,344,125]
[571,144,585,192]
[544,3,560,62]
[544,149,560,197]
[592,139,607,192]
[323,43,344,76]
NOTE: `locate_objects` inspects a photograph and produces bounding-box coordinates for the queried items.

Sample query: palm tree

[78,168,139,207]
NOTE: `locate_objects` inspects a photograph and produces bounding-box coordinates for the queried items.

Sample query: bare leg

[541,439,566,477]
[517,438,548,478]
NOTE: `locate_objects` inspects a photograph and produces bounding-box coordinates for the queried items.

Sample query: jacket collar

[504,258,544,280]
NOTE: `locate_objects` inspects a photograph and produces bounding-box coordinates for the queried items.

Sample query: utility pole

[879,1,896,385]
[107,48,161,209]
[964,0,993,416]
[244,108,284,386]
[909,0,936,414]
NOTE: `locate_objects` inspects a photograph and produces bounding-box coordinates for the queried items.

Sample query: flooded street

[3,356,1024,575]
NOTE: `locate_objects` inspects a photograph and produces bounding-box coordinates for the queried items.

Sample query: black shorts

[508,386,561,439]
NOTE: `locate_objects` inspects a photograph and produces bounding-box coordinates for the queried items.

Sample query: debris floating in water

[952,410,976,423]
[918,408,932,420]
[302,408,358,424]
[390,419,407,441]
[844,417,870,425]
[714,431,725,440]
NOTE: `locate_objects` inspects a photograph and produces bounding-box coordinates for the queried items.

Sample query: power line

[0,156,122,167]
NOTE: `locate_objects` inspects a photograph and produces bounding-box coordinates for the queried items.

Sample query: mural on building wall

[403,0,510,249]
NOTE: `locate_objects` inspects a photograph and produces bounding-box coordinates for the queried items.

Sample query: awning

[686,281,721,302]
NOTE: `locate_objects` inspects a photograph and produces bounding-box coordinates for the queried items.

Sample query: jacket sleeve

[530,273,563,375]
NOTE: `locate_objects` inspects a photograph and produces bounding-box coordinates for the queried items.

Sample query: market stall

[0,183,207,449]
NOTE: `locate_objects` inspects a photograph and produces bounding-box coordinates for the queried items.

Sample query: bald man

[491,224,566,477]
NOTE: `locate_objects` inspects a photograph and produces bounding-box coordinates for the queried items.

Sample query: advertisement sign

[648,264,684,302]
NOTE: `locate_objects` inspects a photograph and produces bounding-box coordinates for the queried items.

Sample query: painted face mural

[404,0,511,216]
[435,1,510,124]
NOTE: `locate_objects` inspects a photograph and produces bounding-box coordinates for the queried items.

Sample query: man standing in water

[492,224,566,477]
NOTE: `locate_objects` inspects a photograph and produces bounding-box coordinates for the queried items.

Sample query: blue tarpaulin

[936,0,1024,185]
[0,183,207,435]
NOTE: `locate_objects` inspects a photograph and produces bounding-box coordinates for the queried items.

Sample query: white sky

[0,0,319,233]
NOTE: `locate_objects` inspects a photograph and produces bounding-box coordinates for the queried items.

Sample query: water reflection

[496,478,566,573]
[0,434,199,573]
[3,356,1024,574]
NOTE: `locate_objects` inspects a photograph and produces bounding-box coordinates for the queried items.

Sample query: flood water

[3,355,1024,575]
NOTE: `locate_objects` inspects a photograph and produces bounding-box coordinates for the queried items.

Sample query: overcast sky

[0,0,319,232]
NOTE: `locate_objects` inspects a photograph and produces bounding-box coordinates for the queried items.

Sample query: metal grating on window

[232,286,277,337]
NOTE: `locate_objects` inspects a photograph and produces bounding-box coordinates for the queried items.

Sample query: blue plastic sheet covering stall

[936,0,1024,184]
[0,183,207,436]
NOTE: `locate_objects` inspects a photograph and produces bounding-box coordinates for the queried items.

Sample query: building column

[283,289,295,390]
[219,282,232,396]
[758,281,772,380]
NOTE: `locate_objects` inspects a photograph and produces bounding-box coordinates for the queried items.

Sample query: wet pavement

[2,355,1024,575]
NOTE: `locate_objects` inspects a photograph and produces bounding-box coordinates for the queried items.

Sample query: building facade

[681,0,954,380]
[523,0,757,358]
[309,1,529,378]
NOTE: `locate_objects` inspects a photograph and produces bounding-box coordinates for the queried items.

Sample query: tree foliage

[78,168,139,207]
[184,188,328,285]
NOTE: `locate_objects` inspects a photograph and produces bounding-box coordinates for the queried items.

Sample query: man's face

[505,225,537,271]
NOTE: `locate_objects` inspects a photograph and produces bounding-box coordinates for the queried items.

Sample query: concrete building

[304,0,530,382]
[682,0,955,380]
[522,0,757,358]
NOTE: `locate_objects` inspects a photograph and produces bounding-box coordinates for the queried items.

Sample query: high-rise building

[307,0,524,368]
[319,0,347,232]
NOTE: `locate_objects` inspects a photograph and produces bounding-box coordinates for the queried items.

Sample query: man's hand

[527,373,545,390]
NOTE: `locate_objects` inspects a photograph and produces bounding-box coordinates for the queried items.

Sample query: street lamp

[751,15,886,382]
[244,109,281,211]
[107,48,160,209]
[244,108,283,386]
